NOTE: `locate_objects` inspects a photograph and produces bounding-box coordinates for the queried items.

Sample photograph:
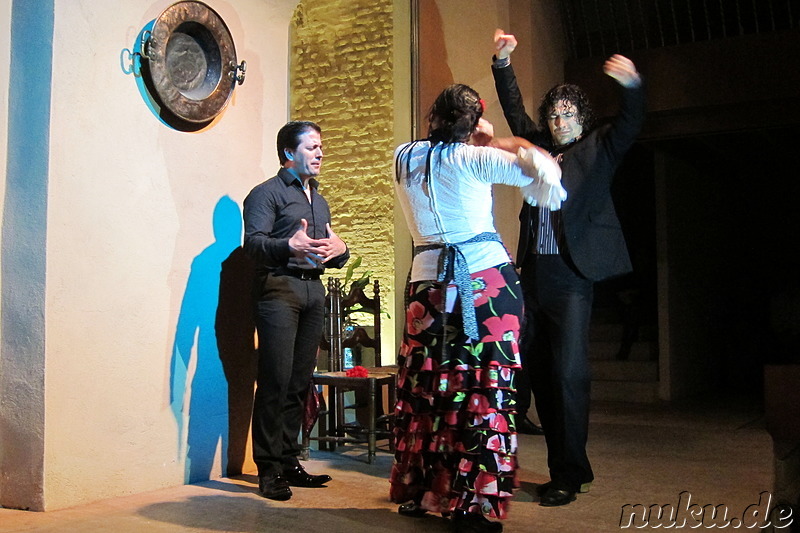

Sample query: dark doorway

[598,124,800,397]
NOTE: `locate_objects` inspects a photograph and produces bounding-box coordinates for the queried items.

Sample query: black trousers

[251,273,325,477]
[519,254,594,492]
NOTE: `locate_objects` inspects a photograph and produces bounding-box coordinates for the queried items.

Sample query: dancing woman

[390,83,564,533]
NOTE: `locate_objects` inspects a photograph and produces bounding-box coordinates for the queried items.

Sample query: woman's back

[395,140,533,281]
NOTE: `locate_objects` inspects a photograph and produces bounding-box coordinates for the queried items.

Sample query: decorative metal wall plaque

[125,1,246,129]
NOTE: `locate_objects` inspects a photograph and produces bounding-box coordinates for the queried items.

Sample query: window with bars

[559,0,800,59]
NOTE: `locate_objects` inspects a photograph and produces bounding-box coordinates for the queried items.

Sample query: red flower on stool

[346,365,369,377]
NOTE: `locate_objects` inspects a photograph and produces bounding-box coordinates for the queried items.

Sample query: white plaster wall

[43,0,297,509]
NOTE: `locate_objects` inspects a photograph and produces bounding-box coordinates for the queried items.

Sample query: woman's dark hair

[277,120,321,165]
[426,84,483,144]
[537,84,595,137]
[395,84,483,183]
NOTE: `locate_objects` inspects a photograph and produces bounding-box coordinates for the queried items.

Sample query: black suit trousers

[251,273,325,477]
[519,254,594,492]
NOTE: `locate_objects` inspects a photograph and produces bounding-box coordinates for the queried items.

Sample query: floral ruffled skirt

[389,263,523,519]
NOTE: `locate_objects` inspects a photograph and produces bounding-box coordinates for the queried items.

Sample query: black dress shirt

[243,168,349,277]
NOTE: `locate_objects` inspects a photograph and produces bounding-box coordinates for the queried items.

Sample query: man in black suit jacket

[492,30,645,507]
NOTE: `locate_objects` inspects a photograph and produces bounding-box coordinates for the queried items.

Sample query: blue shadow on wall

[170,196,256,483]
[1,0,53,502]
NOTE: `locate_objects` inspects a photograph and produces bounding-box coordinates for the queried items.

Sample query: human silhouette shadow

[170,196,256,483]
[216,244,257,476]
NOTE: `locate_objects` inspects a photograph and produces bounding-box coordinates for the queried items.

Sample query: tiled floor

[0,394,782,532]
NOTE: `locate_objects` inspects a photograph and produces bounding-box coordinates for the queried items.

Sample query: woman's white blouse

[395,141,541,282]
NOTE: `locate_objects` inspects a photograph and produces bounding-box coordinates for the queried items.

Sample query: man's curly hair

[537,84,595,138]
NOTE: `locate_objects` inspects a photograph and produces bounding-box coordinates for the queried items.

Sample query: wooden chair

[302,278,396,463]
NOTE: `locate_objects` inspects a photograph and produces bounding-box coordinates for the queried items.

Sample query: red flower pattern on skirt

[390,264,522,520]
[474,471,499,495]
[467,393,494,416]
[481,314,520,344]
[472,268,506,307]
[488,412,510,433]
[407,300,434,335]
[481,314,521,360]
[427,287,444,312]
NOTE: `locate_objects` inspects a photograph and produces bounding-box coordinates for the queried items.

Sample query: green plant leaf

[343,256,363,288]
[352,270,372,291]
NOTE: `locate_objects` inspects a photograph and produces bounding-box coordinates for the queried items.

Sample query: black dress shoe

[535,480,592,496]
[539,487,576,507]
[517,417,545,435]
[534,481,550,497]
[398,502,428,517]
[451,510,503,532]
[282,465,332,487]
[258,473,292,501]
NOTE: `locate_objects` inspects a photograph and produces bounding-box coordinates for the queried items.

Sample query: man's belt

[272,267,323,280]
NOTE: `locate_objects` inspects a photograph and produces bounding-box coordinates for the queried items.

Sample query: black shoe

[517,417,545,435]
[282,465,332,487]
[534,481,549,497]
[535,480,592,496]
[451,510,503,533]
[258,473,292,501]
[539,487,576,507]
[398,502,428,517]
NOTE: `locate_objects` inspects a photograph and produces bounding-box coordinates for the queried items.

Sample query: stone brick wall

[290,0,395,306]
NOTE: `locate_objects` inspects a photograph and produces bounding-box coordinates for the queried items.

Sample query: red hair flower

[479,98,487,112]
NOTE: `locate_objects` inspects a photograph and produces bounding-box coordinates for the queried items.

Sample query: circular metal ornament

[141,1,241,124]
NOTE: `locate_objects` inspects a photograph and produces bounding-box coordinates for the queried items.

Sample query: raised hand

[494,29,518,60]
[603,54,641,88]
[471,118,495,146]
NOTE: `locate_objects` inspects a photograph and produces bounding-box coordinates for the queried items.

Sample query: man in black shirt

[243,121,349,501]
[492,31,645,507]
